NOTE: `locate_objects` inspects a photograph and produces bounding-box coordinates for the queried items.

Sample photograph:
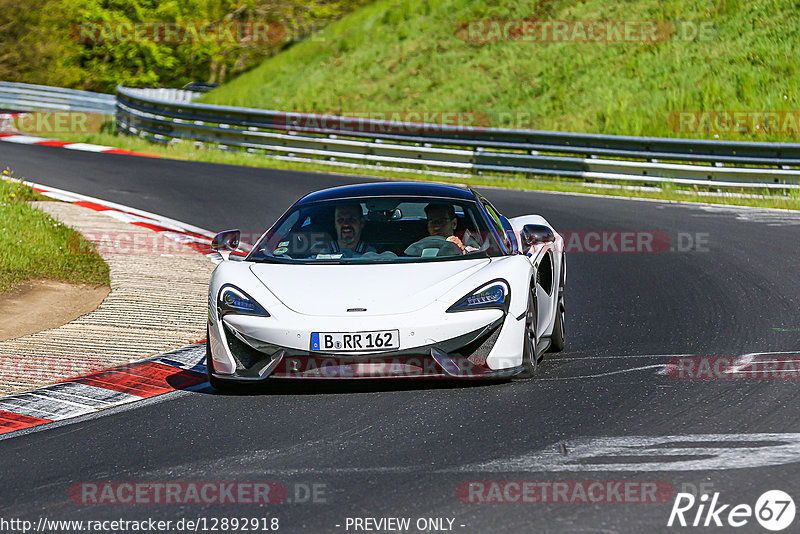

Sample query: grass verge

[199,0,800,143]
[35,129,800,211]
[0,171,110,293]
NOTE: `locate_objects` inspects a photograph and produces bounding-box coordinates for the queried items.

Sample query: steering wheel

[404,235,462,257]
[308,238,333,254]
[284,232,335,257]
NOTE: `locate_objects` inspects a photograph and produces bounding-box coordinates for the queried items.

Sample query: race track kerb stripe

[70,362,206,398]
[73,200,113,211]
[34,140,70,147]
[0,410,52,434]
[102,148,161,158]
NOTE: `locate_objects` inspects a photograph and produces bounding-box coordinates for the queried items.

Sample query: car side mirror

[521,224,554,250]
[212,229,240,260]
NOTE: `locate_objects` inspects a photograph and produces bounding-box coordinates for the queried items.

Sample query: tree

[0,0,371,93]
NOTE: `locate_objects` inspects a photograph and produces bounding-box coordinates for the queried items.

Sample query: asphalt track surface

[2,142,800,533]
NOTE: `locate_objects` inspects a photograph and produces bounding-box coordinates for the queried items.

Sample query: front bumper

[208,316,522,381]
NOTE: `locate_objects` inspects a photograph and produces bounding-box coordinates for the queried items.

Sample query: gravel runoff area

[0,201,215,396]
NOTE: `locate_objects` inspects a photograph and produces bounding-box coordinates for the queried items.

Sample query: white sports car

[207,182,565,388]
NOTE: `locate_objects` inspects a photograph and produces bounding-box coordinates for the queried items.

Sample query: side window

[482,201,511,250]
[254,209,300,255]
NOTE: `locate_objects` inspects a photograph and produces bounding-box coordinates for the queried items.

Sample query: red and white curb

[0,112,20,130]
[0,113,159,158]
[17,180,250,263]
[0,180,257,437]
[0,344,208,436]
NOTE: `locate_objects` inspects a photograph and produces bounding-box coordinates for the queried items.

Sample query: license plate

[310,330,399,352]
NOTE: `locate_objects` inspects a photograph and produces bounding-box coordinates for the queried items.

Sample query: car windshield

[247,196,504,264]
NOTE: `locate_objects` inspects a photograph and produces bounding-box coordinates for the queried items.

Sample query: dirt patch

[0,280,110,341]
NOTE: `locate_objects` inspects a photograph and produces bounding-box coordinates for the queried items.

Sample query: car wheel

[547,292,566,352]
[516,286,538,378]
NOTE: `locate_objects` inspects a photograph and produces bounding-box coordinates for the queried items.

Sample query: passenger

[333,203,375,256]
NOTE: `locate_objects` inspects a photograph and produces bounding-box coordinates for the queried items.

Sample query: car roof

[296,182,477,205]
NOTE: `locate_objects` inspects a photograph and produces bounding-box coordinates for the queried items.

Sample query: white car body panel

[209,254,535,372]
[509,214,565,344]
[247,259,492,316]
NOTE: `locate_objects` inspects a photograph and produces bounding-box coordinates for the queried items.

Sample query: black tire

[547,292,566,352]
[516,286,538,379]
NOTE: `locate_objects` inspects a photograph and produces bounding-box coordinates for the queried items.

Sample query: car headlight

[218,285,270,317]
[447,280,509,313]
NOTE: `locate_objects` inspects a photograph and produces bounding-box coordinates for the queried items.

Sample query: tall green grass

[201,0,800,142]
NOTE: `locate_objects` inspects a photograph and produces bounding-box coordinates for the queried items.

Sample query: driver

[333,203,375,256]
[424,203,468,254]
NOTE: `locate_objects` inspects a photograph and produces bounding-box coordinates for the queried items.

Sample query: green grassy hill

[200,0,800,142]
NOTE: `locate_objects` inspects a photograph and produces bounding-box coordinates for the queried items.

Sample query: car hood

[249,259,492,316]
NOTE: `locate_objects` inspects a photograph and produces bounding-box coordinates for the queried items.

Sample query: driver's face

[426,206,456,237]
[335,205,365,249]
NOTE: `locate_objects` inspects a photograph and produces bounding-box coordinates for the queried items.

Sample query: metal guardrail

[116,87,200,104]
[8,80,795,189]
[0,81,116,115]
[116,86,800,190]
[0,82,782,190]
